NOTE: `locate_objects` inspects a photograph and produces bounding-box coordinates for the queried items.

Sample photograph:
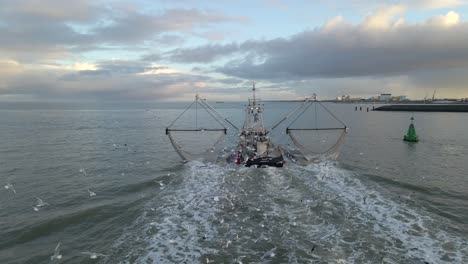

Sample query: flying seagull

[50,243,62,261]
[4,183,16,194]
[87,189,96,197]
[35,196,49,207]
[79,168,87,176]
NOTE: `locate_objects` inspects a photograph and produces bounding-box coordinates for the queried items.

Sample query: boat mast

[252,81,256,105]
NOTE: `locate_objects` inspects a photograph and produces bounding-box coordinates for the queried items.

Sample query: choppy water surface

[0,102,467,263]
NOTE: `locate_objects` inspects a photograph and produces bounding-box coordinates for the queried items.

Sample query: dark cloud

[217,78,245,84]
[163,17,468,82]
[86,8,248,44]
[58,70,111,81]
[0,2,247,61]
[1,66,213,101]
[0,54,215,101]
[0,0,103,23]
[165,43,240,63]
[141,54,162,62]
[96,60,166,74]
[57,60,168,82]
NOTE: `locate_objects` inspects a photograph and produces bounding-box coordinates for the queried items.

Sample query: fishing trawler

[234,83,284,167]
[165,83,347,167]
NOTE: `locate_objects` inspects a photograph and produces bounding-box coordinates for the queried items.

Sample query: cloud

[362,5,406,29]
[0,60,24,76]
[217,78,245,85]
[158,9,468,98]
[415,0,467,9]
[0,58,213,101]
[92,8,247,44]
[166,43,240,63]
[2,1,468,101]
[428,10,461,26]
[0,2,248,62]
[184,11,468,82]
[1,0,102,23]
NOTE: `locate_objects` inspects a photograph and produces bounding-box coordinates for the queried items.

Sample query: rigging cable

[199,99,239,131]
[168,100,196,128]
[317,101,347,129]
[271,97,311,131]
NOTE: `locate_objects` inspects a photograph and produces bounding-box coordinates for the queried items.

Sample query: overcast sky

[1,0,468,101]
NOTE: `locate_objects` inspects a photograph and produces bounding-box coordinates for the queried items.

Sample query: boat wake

[109,161,228,263]
[109,161,468,263]
[292,163,468,263]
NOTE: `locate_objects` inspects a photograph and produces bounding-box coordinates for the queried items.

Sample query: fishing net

[283,100,347,162]
[167,130,226,162]
[166,96,229,162]
[287,128,347,161]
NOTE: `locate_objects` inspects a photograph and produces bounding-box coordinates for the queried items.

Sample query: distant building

[391,95,408,101]
[336,95,351,101]
[379,93,392,101]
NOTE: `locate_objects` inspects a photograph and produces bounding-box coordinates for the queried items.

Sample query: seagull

[402,192,416,200]
[261,247,277,259]
[224,240,232,248]
[235,256,246,264]
[4,183,16,194]
[35,196,49,207]
[50,243,62,261]
[87,189,96,197]
[80,252,108,259]
[154,181,165,187]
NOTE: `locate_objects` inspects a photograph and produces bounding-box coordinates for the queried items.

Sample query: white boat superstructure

[234,83,284,167]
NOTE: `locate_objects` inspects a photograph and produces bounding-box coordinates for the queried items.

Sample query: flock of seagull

[49,242,108,261]
[3,167,107,261]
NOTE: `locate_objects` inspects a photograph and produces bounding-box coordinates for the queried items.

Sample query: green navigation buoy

[404,117,419,142]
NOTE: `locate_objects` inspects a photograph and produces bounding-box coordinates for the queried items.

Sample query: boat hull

[245,156,284,168]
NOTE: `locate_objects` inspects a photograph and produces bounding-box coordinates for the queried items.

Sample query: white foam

[119,161,227,263]
[296,162,467,263]
[111,161,467,263]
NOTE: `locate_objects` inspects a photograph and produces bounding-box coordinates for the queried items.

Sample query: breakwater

[374,104,468,112]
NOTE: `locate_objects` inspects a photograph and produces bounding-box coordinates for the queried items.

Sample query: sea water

[0,102,467,263]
